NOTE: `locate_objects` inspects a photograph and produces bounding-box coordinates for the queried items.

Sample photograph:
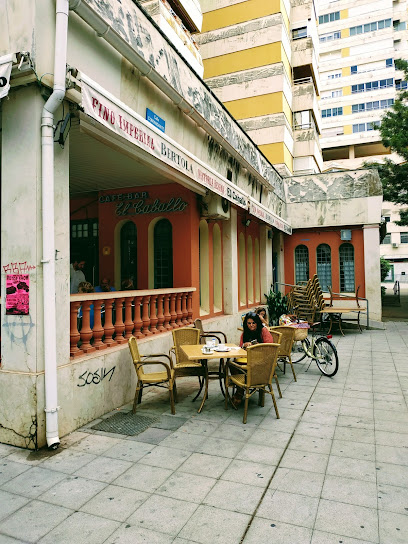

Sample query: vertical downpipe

[41,0,69,449]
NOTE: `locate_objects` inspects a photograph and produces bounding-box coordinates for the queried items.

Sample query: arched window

[154,219,173,288]
[295,245,309,284]
[247,235,254,304]
[316,244,331,291]
[199,220,209,313]
[339,243,355,292]
[239,232,246,305]
[120,221,137,287]
[213,224,222,312]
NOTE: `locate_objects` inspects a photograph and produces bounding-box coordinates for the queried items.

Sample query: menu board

[5,274,29,315]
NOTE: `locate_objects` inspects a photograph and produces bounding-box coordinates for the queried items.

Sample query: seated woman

[232,312,274,405]
[255,307,269,327]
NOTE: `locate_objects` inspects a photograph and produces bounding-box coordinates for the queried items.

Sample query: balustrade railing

[70,287,195,358]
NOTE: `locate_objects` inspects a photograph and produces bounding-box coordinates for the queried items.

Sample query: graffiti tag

[77,366,116,387]
[3,262,36,274]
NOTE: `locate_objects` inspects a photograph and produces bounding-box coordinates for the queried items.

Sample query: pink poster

[6,274,29,315]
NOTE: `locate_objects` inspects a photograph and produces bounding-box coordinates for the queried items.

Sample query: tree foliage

[364,59,408,225]
[380,257,392,282]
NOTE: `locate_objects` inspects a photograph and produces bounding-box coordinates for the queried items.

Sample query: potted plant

[264,287,288,326]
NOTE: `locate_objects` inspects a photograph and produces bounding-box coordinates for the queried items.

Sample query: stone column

[363,224,382,323]
[0,86,70,448]
[222,207,238,315]
[260,225,273,301]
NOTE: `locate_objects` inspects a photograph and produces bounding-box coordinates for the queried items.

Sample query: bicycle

[290,323,339,377]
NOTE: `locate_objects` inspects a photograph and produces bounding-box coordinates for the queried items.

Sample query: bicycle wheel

[313,337,339,377]
[291,338,310,363]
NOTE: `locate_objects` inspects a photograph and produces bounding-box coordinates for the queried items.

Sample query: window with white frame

[319,11,340,24]
[339,243,355,292]
[401,233,408,244]
[350,19,391,36]
[352,121,380,133]
[322,107,343,118]
[319,30,341,42]
[292,27,307,40]
[351,79,393,93]
[352,99,394,113]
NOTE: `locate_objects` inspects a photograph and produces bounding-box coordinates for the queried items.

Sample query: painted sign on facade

[5,274,29,315]
[99,191,188,216]
[249,199,292,235]
[146,108,165,133]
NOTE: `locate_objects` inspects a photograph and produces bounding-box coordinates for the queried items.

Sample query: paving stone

[80,484,149,522]
[1,466,66,498]
[326,455,377,483]
[311,529,378,543]
[151,415,188,430]
[138,445,191,470]
[178,453,231,479]
[40,449,96,474]
[70,434,121,455]
[103,441,156,463]
[321,475,377,508]
[376,444,408,466]
[0,500,72,543]
[333,427,375,444]
[331,440,375,462]
[288,434,333,455]
[203,480,264,515]
[0,445,17,459]
[210,423,255,442]
[315,500,379,543]
[257,489,319,528]
[249,428,292,448]
[73,455,132,483]
[155,471,216,503]
[375,430,408,448]
[376,462,408,488]
[377,483,408,516]
[0,460,30,486]
[5,448,47,467]
[235,443,283,466]
[178,505,250,544]
[103,525,174,544]
[245,517,312,543]
[159,432,206,452]
[177,418,219,437]
[127,494,198,535]
[280,449,329,474]
[378,509,408,544]
[269,467,325,498]
[195,436,243,458]
[0,490,30,522]
[38,475,106,509]
[112,464,173,493]
[0,534,25,543]
[37,511,120,544]
[128,428,172,444]
[220,459,275,488]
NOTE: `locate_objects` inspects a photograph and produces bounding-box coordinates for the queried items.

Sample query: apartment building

[318,0,408,167]
[197,0,323,176]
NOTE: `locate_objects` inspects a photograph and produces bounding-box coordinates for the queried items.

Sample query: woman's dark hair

[242,312,263,344]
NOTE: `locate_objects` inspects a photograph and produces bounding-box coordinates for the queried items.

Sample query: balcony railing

[70,288,195,358]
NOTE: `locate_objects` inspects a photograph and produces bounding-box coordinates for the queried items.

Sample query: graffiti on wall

[77,366,116,387]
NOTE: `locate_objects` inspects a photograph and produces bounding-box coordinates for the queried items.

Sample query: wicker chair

[270,326,297,381]
[170,327,207,403]
[128,336,176,414]
[194,318,227,344]
[225,343,281,424]
[268,329,283,397]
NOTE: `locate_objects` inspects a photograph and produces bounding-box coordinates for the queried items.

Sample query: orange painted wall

[70,184,201,316]
[237,208,262,309]
[283,228,365,296]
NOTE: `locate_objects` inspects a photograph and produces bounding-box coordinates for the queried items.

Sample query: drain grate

[91,411,159,436]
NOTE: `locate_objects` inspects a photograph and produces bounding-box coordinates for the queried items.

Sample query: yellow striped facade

[341,48,350,58]
[342,66,351,77]
[340,9,348,19]
[341,28,350,39]
[343,86,351,96]
[344,125,353,135]
[343,105,352,115]
[201,0,296,174]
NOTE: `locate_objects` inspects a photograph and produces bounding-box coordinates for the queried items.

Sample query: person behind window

[70,257,86,294]
[121,278,135,290]
[95,277,116,293]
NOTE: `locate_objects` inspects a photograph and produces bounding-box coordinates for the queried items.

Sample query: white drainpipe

[41,0,69,449]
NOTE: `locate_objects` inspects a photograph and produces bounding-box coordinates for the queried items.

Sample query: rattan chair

[270,326,297,381]
[170,327,207,402]
[128,336,176,414]
[268,329,283,397]
[225,343,281,424]
[194,318,227,344]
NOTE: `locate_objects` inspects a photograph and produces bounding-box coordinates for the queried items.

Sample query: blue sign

[146,108,165,133]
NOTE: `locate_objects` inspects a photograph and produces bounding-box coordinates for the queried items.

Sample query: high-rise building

[197,0,323,176]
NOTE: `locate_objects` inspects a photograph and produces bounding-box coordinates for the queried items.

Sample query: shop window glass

[121,221,137,287]
[199,220,209,313]
[247,236,254,304]
[239,232,246,305]
[295,245,309,284]
[213,224,222,312]
[339,243,355,292]
[154,219,173,289]
[316,244,332,292]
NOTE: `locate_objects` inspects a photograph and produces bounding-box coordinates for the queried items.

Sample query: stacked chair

[287,274,327,325]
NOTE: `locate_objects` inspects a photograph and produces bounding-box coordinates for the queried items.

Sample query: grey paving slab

[103,441,156,463]
[80,484,149,522]
[73,455,132,483]
[203,480,264,515]
[71,434,121,455]
[321,475,378,508]
[177,418,219,437]
[0,445,17,459]
[377,482,408,516]
[38,511,120,544]
[4,448,47,467]
[38,475,106,509]
[220,459,275,488]
[0,490,30,522]
[138,445,192,470]
[210,422,255,442]
[0,500,72,543]
[269,467,325,498]
[155,471,216,503]
[40,449,96,474]
[333,427,375,444]
[378,510,408,544]
[0,460,29,486]
[311,530,378,544]
[376,444,408,466]
[178,505,250,544]
[287,434,333,455]
[280,449,329,474]
[195,436,244,458]
[315,500,379,543]
[178,453,231,479]
[244,517,312,543]
[375,462,408,488]
[127,494,198,536]
[127,427,172,444]
[336,416,375,430]
[375,430,408,448]
[159,432,206,452]
[331,440,375,462]
[326,455,377,483]
[235,443,283,466]
[105,524,174,543]
[0,534,26,544]
[1,466,66,499]
[256,489,319,528]
[112,464,173,493]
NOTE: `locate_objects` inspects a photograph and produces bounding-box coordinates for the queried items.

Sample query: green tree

[364,59,408,226]
[380,257,392,282]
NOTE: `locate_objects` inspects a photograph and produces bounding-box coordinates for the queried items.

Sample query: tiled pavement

[0,322,408,544]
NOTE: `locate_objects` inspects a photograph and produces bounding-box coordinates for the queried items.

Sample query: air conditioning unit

[392,242,399,248]
[201,194,230,220]
[340,229,352,241]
